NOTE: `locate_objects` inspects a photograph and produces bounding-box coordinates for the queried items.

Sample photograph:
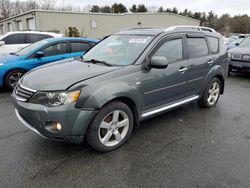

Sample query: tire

[198,77,222,108]
[5,70,26,90]
[86,101,134,152]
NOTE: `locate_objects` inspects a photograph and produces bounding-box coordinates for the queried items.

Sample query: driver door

[31,42,70,68]
[141,35,188,112]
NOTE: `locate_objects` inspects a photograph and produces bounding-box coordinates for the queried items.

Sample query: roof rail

[122,27,160,31]
[164,25,217,33]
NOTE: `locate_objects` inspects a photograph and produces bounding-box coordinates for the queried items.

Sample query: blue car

[0,37,98,90]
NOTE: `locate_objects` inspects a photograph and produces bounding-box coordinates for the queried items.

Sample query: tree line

[0,0,249,34]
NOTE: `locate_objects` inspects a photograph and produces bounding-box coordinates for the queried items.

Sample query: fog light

[56,123,62,131]
[44,121,62,133]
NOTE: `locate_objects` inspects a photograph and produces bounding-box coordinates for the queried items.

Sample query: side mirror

[149,56,168,69]
[0,41,5,46]
[235,43,240,46]
[35,51,44,58]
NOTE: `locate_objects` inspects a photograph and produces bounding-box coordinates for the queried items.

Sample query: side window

[152,38,183,64]
[41,35,53,40]
[187,37,209,58]
[25,34,53,44]
[207,36,219,54]
[2,34,24,44]
[42,43,67,57]
[71,42,91,53]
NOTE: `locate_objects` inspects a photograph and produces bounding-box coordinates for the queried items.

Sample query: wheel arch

[214,74,224,94]
[101,96,140,128]
[3,68,28,87]
[200,65,225,96]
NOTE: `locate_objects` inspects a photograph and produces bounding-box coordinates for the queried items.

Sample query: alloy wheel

[9,72,24,88]
[207,82,220,105]
[98,110,129,147]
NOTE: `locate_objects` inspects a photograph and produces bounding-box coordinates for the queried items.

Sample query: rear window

[187,37,209,58]
[71,42,91,52]
[207,36,219,54]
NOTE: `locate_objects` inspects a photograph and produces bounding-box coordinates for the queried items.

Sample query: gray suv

[12,27,228,152]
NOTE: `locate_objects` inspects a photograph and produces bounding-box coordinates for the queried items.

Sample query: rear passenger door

[69,41,91,58]
[185,34,214,96]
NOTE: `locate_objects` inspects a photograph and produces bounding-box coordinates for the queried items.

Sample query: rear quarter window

[207,36,219,54]
[187,37,209,58]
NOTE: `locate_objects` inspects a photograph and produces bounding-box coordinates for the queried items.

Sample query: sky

[20,0,250,16]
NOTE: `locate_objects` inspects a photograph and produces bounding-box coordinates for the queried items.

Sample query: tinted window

[42,43,67,57]
[71,42,90,52]
[187,38,209,58]
[25,34,53,43]
[3,34,24,44]
[153,38,183,63]
[207,36,219,54]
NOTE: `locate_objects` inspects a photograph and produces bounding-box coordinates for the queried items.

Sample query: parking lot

[0,74,249,187]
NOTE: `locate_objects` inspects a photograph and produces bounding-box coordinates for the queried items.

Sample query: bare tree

[38,0,57,10]
[25,0,40,10]
[0,0,13,20]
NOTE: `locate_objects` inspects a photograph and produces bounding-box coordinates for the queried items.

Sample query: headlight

[228,53,232,58]
[242,55,250,61]
[29,90,81,107]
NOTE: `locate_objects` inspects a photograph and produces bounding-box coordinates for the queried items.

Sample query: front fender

[75,81,143,112]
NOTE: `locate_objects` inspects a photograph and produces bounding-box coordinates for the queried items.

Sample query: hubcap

[9,72,23,88]
[98,110,129,147]
[207,82,220,105]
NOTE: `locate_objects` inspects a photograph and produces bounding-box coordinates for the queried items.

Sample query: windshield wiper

[84,59,111,67]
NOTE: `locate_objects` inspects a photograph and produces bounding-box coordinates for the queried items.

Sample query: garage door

[17,21,23,31]
[0,25,4,34]
[27,18,36,30]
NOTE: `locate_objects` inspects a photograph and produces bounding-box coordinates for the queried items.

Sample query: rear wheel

[5,70,25,90]
[198,77,221,108]
[86,101,134,152]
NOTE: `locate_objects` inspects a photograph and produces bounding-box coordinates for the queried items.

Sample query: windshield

[240,37,250,46]
[16,40,48,56]
[229,38,244,45]
[83,35,154,66]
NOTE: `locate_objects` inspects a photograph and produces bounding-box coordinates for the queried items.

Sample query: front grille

[232,54,242,60]
[14,83,36,102]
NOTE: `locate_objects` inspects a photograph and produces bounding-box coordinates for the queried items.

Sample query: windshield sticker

[129,38,148,44]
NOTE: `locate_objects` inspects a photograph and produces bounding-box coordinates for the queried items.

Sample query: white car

[0,31,63,56]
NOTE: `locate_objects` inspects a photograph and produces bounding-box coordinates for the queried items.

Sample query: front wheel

[86,101,134,152]
[5,70,26,90]
[198,78,221,108]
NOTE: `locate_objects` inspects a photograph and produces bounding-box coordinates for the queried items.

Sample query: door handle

[208,60,214,65]
[179,67,188,74]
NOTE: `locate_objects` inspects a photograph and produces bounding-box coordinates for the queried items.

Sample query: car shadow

[229,72,250,79]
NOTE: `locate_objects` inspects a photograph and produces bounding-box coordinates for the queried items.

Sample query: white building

[0,10,200,38]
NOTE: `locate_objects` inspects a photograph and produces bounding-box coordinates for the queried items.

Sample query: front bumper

[229,59,250,72]
[11,94,98,144]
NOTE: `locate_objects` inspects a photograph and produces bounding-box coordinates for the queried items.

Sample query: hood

[0,54,21,64]
[228,46,250,55]
[21,60,122,91]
